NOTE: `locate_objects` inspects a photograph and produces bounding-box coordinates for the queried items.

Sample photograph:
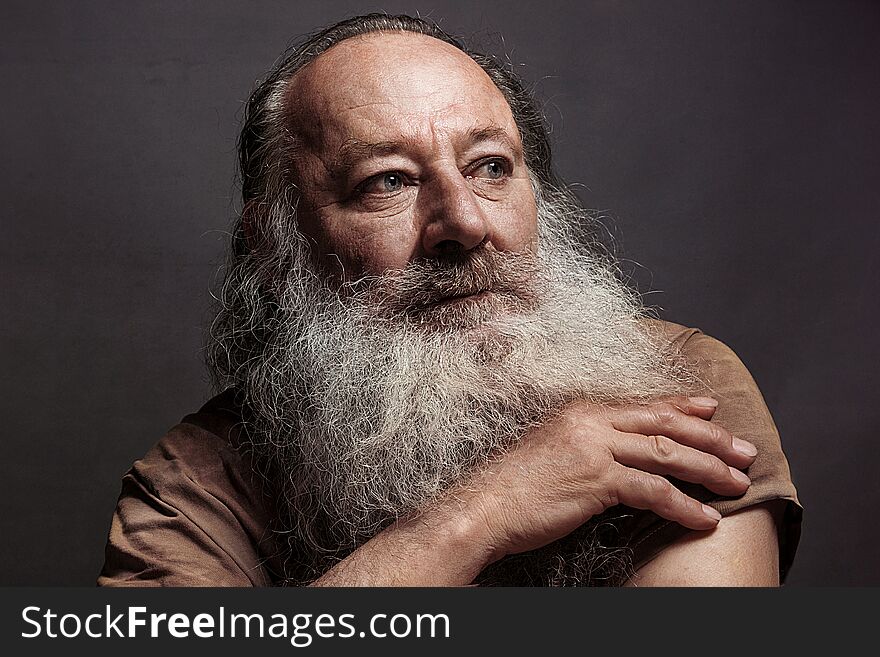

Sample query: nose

[419,170,491,257]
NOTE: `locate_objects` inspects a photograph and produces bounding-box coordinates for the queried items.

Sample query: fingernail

[733,437,758,457]
[702,504,722,521]
[729,466,751,486]
[688,396,718,408]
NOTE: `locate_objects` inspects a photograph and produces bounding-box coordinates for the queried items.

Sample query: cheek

[485,182,538,251]
[518,188,539,241]
[316,209,421,277]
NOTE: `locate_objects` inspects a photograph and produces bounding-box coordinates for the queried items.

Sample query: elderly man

[99,14,800,587]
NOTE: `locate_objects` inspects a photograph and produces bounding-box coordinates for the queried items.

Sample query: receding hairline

[287,29,485,88]
[280,30,518,146]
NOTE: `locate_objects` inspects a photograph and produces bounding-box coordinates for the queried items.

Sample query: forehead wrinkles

[282,33,519,152]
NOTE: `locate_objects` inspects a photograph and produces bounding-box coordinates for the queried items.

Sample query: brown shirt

[98,321,802,586]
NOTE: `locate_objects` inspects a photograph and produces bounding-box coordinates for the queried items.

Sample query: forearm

[312,397,757,586]
[309,501,494,586]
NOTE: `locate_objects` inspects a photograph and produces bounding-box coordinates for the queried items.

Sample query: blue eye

[484,160,505,179]
[359,171,405,195]
[470,159,508,180]
[380,172,403,191]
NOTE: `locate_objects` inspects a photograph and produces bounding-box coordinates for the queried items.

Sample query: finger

[606,402,757,468]
[613,464,722,531]
[610,432,751,497]
[667,395,718,421]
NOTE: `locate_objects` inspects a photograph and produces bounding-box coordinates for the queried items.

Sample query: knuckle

[558,409,604,443]
[652,403,678,428]
[708,457,731,483]
[649,434,676,462]
[579,447,614,479]
[645,476,680,516]
[708,424,730,447]
[659,480,679,510]
[645,474,673,500]
[580,465,620,514]
[667,396,689,412]
[593,484,619,511]
[565,400,601,424]
[679,495,701,519]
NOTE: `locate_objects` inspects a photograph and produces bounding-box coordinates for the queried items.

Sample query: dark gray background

[1,0,877,585]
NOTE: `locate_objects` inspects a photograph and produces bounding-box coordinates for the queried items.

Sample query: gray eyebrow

[327,125,520,177]
[464,126,519,154]
[328,139,405,178]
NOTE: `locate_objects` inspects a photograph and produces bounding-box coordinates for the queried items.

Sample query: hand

[455,396,757,562]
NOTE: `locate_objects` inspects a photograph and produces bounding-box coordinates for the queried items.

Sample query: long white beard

[231,208,692,584]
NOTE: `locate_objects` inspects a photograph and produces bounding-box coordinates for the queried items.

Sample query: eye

[469,158,510,181]
[359,171,406,195]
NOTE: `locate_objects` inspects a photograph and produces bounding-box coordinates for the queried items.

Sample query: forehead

[285,32,521,152]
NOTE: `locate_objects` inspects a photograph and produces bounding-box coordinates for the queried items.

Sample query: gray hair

[208,12,606,391]
[202,15,690,586]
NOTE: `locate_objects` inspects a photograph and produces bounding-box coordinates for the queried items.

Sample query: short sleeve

[626,323,803,581]
[98,406,281,587]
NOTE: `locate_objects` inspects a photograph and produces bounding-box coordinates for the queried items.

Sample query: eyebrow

[327,125,521,178]
[328,139,405,178]
[464,126,520,155]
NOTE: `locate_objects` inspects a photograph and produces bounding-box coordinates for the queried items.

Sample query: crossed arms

[313,397,783,586]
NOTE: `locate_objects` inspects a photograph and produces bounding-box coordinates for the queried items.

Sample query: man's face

[216,28,688,584]
[285,32,538,279]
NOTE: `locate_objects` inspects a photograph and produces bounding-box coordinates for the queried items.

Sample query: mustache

[347,245,541,319]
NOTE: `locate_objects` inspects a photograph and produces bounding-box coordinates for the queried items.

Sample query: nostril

[434,239,464,255]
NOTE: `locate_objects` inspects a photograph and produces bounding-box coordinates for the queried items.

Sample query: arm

[101,395,760,587]
[99,421,278,587]
[618,326,802,586]
[312,397,756,586]
[318,330,801,587]
[624,500,784,586]
[311,495,494,586]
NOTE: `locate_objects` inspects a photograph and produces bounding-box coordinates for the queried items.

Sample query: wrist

[406,494,499,584]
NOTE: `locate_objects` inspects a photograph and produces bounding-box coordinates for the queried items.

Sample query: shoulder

[645,319,776,416]
[98,390,282,586]
[644,317,731,358]
[132,390,260,508]
[630,319,803,581]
